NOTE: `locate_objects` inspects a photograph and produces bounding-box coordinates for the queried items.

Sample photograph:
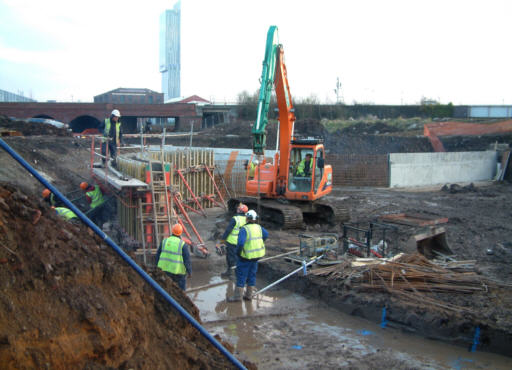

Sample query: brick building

[94,88,164,105]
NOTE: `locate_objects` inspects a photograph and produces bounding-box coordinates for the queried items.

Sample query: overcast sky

[1,0,511,105]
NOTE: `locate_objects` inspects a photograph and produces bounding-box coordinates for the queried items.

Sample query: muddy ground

[0,183,249,369]
[1,117,512,367]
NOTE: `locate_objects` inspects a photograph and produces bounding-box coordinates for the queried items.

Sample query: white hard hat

[253,159,259,165]
[111,109,121,117]
[246,210,258,220]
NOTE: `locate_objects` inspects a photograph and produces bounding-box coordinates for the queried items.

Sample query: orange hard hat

[80,182,88,190]
[237,203,248,214]
[42,189,51,198]
[172,223,183,236]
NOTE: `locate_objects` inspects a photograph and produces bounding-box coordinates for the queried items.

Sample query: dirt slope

[0,184,247,369]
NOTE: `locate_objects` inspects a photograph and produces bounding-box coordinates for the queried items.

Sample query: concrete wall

[389,151,497,187]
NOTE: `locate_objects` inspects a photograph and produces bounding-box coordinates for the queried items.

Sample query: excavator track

[228,197,303,229]
[315,201,350,225]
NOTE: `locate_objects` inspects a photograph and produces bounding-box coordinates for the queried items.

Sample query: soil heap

[0,115,71,137]
[0,183,250,369]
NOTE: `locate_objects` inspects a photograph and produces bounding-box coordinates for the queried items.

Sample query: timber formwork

[116,148,219,265]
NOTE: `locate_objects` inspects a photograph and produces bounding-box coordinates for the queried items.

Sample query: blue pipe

[0,138,247,370]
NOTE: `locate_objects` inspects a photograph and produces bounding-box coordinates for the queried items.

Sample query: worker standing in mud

[228,210,268,302]
[217,203,248,279]
[80,182,106,227]
[156,224,192,291]
[99,109,122,167]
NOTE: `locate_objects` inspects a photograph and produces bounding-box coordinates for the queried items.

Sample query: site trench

[184,207,511,368]
[186,252,511,369]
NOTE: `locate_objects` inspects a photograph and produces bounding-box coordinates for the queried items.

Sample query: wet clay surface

[0,185,248,369]
[187,253,511,369]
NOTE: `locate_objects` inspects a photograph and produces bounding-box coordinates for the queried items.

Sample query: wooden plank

[379,213,448,226]
[0,130,22,137]
[92,168,148,190]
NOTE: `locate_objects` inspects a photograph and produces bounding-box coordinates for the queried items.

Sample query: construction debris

[310,253,490,314]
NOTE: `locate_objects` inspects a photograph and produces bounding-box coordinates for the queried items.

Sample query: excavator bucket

[406,226,453,259]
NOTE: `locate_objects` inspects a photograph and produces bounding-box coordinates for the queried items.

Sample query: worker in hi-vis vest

[99,109,122,167]
[53,206,79,224]
[217,203,248,279]
[296,153,313,177]
[228,210,268,302]
[156,224,192,291]
[42,188,64,208]
[80,181,106,227]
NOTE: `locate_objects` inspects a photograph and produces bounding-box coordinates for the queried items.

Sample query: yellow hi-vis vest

[157,236,186,275]
[226,215,247,244]
[55,207,78,220]
[86,185,105,209]
[240,223,265,260]
[103,118,121,145]
[296,158,312,176]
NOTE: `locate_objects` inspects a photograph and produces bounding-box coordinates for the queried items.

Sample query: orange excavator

[228,26,349,228]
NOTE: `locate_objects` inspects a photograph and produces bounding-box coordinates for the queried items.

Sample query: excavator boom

[231,26,349,228]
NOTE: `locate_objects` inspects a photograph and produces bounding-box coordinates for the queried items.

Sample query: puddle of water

[188,267,512,369]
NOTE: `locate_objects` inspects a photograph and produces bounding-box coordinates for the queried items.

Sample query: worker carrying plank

[156,224,192,291]
[228,210,268,302]
[217,203,248,279]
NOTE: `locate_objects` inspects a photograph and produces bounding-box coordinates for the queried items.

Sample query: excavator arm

[252,25,296,193]
[252,26,279,155]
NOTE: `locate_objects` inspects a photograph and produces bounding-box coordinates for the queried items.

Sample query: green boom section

[252,25,279,155]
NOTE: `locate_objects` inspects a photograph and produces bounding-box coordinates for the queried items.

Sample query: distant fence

[216,155,390,196]
[216,151,498,192]
[327,154,389,187]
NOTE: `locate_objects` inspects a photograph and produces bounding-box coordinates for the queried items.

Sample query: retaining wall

[389,151,497,187]
[155,146,497,188]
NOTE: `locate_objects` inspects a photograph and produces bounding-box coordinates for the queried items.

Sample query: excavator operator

[296,153,313,177]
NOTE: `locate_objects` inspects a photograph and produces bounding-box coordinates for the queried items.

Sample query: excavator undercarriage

[228,197,349,229]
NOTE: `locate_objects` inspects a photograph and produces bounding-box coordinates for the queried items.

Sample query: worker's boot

[220,268,231,279]
[227,286,243,302]
[243,286,254,301]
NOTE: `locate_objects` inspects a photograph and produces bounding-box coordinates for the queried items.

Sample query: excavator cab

[286,137,332,200]
[289,147,315,192]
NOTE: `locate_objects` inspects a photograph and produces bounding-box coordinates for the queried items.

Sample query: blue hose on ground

[0,138,247,370]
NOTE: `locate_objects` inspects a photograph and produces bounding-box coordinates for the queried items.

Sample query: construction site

[2,24,512,369]
[1,108,512,368]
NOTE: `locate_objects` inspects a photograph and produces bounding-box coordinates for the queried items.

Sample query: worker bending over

[218,203,248,279]
[156,224,192,291]
[228,210,268,302]
[99,109,123,166]
[80,182,106,227]
[296,153,313,177]
[42,188,64,208]
[53,206,79,224]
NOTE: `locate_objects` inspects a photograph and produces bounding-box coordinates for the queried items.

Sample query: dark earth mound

[0,183,252,369]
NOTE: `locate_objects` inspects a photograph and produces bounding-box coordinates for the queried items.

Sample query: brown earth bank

[0,115,72,137]
[0,183,254,369]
